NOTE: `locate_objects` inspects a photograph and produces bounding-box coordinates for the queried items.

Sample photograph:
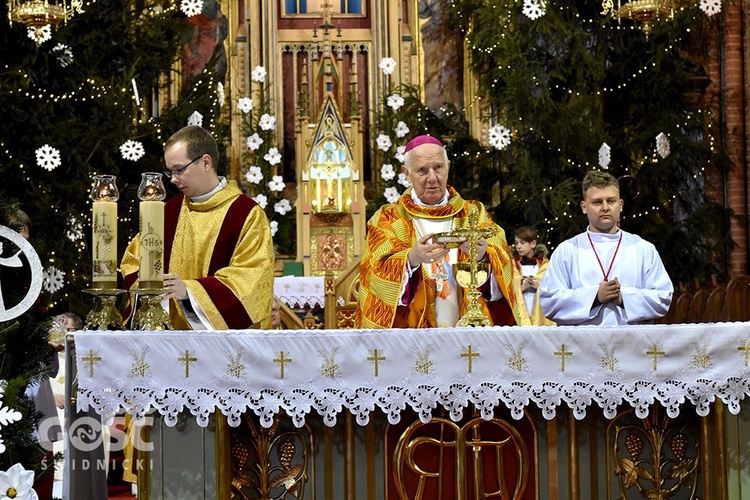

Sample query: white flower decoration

[264,147,282,166]
[246,133,263,151]
[398,172,412,187]
[66,216,84,242]
[376,134,392,151]
[217,82,225,107]
[119,140,145,161]
[43,266,65,294]
[251,66,267,83]
[656,132,670,159]
[379,57,397,75]
[0,463,37,499]
[488,124,512,150]
[180,0,203,17]
[27,25,51,44]
[394,121,410,139]
[387,94,404,111]
[237,97,253,114]
[259,114,276,131]
[253,193,268,209]
[380,164,396,181]
[36,144,61,171]
[384,187,400,203]
[245,166,263,184]
[699,0,721,15]
[274,199,293,215]
[52,43,73,67]
[598,142,611,170]
[268,175,286,192]
[395,145,407,164]
[187,110,203,127]
[270,220,279,237]
[522,0,546,20]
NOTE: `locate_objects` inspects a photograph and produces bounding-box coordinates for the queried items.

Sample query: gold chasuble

[357,186,527,329]
[513,257,556,327]
[122,180,274,330]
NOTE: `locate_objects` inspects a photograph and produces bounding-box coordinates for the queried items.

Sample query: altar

[71,322,750,499]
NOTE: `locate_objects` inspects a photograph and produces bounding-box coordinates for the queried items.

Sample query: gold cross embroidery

[461,345,480,373]
[178,350,197,378]
[367,349,386,377]
[83,349,101,377]
[274,351,292,379]
[738,339,750,366]
[646,343,665,371]
[554,344,573,372]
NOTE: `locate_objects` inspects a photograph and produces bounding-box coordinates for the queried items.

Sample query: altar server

[539,170,673,325]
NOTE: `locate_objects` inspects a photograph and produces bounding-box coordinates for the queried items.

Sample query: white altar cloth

[273,276,325,307]
[75,322,750,429]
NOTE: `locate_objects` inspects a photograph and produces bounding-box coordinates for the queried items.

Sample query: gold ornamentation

[178,349,197,378]
[738,339,750,366]
[367,348,386,377]
[225,349,246,378]
[690,340,712,369]
[598,341,621,371]
[8,0,84,44]
[646,342,665,371]
[618,0,673,37]
[319,347,340,378]
[82,349,101,377]
[128,347,151,377]
[554,344,573,372]
[413,345,434,375]
[336,309,356,329]
[506,340,528,372]
[132,290,172,331]
[273,351,292,379]
[83,289,126,331]
[461,345,480,373]
[601,0,614,15]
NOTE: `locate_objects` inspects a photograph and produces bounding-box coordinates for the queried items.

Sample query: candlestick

[91,175,119,289]
[137,173,166,290]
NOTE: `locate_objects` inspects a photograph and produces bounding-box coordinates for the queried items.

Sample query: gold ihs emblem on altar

[224,349,246,378]
[413,345,434,375]
[691,340,712,369]
[598,341,621,371]
[319,347,340,378]
[505,341,528,372]
[128,347,151,377]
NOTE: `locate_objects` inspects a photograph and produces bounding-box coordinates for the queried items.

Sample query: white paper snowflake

[384,186,400,203]
[598,142,611,170]
[36,144,61,171]
[251,66,267,83]
[387,94,404,111]
[274,199,293,215]
[270,220,279,237]
[394,145,407,164]
[217,82,225,107]
[379,57,397,75]
[181,0,203,17]
[0,383,23,454]
[52,43,73,67]
[245,166,263,184]
[237,97,253,114]
[66,215,84,242]
[268,175,286,192]
[699,0,721,16]
[120,140,145,161]
[253,193,268,209]
[656,132,670,158]
[381,164,396,181]
[264,147,282,166]
[394,121,410,139]
[488,124,512,150]
[27,25,51,44]
[187,110,203,127]
[246,133,263,151]
[398,172,412,187]
[43,266,65,294]
[376,134,392,151]
[259,114,276,131]
[522,0,546,20]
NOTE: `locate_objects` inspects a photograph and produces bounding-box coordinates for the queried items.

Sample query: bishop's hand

[408,233,449,267]
[459,238,488,262]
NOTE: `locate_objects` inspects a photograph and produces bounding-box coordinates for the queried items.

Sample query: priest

[121,125,275,330]
[356,135,526,329]
[538,170,673,325]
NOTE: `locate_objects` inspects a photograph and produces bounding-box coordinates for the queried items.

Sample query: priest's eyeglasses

[164,155,204,179]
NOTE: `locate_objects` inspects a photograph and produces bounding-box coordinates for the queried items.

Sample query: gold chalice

[453,261,490,289]
[434,232,466,249]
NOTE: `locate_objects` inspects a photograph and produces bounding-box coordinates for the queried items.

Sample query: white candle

[336,169,342,211]
[138,200,164,289]
[92,200,118,288]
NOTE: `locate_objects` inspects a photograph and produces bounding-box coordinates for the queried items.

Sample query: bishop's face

[581,185,623,234]
[402,143,450,206]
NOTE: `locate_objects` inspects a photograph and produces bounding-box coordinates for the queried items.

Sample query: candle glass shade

[91,174,119,289]
[137,173,167,290]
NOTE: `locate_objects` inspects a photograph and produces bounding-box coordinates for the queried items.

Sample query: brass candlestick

[451,209,498,327]
[132,288,173,331]
[83,288,126,330]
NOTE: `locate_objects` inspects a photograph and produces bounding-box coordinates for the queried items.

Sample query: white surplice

[539,228,673,325]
